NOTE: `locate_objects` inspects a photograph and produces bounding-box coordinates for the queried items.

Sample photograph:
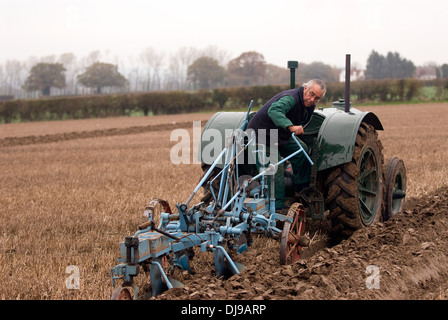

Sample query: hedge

[1,79,446,123]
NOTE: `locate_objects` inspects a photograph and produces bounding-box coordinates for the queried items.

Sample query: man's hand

[287,125,304,135]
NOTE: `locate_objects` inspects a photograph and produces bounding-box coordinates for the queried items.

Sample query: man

[247,79,326,211]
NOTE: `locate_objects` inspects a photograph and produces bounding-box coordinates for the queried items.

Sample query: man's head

[303,79,326,107]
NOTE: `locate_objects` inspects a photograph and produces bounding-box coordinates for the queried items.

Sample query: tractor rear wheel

[324,122,384,243]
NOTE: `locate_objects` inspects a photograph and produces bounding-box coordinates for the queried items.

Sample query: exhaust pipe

[345,54,351,113]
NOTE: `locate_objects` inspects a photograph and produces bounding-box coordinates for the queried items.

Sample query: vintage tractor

[110,55,406,299]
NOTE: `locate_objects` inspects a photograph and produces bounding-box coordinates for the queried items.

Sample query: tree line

[0,49,340,99]
[365,50,448,80]
[2,47,447,101]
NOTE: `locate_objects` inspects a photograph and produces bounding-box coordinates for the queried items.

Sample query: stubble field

[0,103,447,300]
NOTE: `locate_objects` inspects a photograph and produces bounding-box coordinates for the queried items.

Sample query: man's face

[303,84,324,107]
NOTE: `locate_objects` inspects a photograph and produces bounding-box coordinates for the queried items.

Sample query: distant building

[415,66,437,80]
[339,68,365,82]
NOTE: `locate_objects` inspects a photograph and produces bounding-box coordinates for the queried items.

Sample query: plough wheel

[144,198,172,228]
[111,286,133,300]
[280,203,306,265]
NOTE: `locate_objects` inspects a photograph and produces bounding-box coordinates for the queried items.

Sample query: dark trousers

[258,136,311,209]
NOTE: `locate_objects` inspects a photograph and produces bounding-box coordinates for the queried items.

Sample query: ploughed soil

[155,186,448,300]
[0,121,194,148]
[2,116,447,300]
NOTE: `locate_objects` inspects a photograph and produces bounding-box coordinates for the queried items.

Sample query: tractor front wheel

[383,157,406,221]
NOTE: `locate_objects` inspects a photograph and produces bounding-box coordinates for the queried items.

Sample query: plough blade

[214,246,245,278]
[234,261,246,273]
[167,277,184,289]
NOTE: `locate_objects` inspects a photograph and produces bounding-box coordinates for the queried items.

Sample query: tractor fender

[315,107,383,171]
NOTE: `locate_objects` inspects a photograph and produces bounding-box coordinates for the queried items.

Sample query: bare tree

[86,50,101,65]
[168,46,199,90]
[200,45,231,67]
[139,47,164,91]
[0,64,3,94]
[3,60,27,97]
[39,55,57,63]
[58,52,77,95]
[125,55,141,92]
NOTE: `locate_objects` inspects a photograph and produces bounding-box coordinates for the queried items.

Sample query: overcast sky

[1,0,446,69]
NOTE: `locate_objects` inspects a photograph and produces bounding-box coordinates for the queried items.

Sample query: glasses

[307,90,321,102]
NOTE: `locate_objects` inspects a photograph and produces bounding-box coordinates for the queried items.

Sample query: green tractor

[198,57,407,243]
